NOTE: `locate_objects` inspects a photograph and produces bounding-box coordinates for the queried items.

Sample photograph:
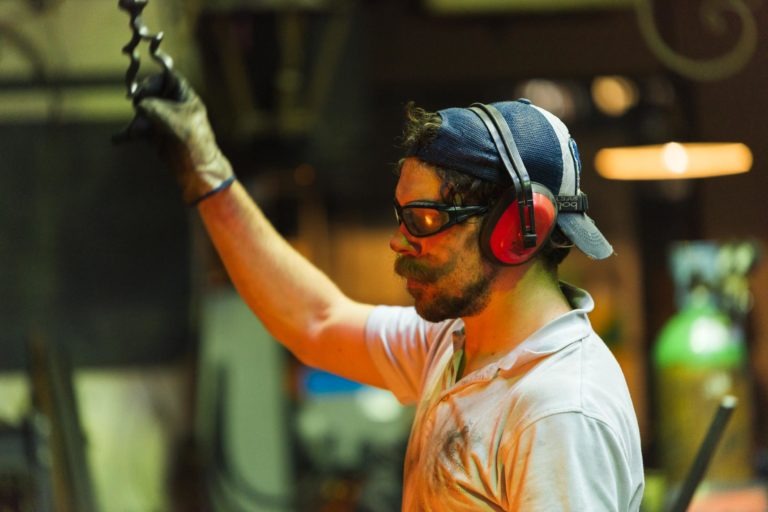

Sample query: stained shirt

[364,283,644,511]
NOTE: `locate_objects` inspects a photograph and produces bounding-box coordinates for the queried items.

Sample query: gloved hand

[120,72,236,206]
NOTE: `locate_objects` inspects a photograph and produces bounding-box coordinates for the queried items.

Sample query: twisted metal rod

[118,0,174,98]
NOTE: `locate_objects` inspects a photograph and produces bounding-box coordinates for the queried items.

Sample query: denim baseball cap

[406,98,613,260]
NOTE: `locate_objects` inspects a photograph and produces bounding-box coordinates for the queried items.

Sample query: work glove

[118,72,235,206]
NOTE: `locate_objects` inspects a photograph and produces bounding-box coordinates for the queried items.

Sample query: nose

[389,225,419,256]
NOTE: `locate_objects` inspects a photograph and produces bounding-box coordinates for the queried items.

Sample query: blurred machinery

[653,240,762,504]
[0,335,96,512]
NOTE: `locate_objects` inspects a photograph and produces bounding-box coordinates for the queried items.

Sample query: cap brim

[557,213,614,260]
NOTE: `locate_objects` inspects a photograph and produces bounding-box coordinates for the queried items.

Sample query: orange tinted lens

[402,207,450,236]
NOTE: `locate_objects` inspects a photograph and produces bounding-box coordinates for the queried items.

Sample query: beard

[394,252,498,322]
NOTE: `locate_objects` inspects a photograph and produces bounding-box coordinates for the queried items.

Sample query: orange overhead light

[594,142,753,180]
[591,76,639,117]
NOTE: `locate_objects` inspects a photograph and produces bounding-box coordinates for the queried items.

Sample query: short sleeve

[503,412,641,511]
[364,305,436,404]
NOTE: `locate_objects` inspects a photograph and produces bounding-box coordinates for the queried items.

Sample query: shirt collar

[450,282,595,381]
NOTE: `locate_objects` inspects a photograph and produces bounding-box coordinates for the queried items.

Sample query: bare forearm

[196,180,352,355]
[133,77,381,385]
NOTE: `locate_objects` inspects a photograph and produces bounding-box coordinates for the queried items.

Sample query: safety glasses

[393,200,488,237]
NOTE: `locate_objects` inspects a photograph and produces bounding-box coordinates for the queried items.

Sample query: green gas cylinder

[653,285,754,487]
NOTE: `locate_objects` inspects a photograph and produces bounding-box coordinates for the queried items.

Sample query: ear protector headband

[469,103,558,265]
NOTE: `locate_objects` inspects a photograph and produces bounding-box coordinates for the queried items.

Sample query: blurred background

[0,0,767,511]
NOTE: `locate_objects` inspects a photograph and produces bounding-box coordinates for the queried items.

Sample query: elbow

[279,308,333,369]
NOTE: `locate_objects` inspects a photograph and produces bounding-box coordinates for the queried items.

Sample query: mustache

[394,256,447,283]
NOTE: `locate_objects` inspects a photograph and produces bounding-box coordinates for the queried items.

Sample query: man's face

[390,158,498,322]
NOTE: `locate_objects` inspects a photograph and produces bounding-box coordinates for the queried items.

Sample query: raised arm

[134,74,385,388]
[197,182,383,387]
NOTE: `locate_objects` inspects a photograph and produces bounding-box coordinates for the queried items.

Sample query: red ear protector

[469,103,558,265]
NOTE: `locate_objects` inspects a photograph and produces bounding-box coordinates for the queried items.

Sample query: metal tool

[669,395,738,512]
[118,0,174,99]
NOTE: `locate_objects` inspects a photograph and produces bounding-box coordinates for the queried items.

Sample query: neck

[460,262,571,375]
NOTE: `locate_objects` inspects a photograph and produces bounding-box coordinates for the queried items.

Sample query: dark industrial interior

[1,0,767,510]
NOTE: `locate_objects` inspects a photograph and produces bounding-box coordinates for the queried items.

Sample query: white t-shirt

[364,283,644,511]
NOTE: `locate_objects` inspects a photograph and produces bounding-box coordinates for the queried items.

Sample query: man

[133,74,644,510]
